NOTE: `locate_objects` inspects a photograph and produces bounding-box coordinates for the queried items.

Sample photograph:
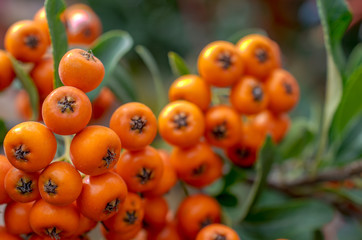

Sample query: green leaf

[0,119,7,144]
[236,199,335,240]
[106,65,137,103]
[325,188,362,205]
[216,192,238,207]
[168,51,190,77]
[315,0,352,162]
[135,45,167,114]
[227,28,267,44]
[239,136,279,221]
[345,43,362,80]
[337,217,362,240]
[45,0,67,89]
[87,30,133,101]
[9,56,39,121]
[330,66,362,140]
[279,119,315,160]
[317,0,352,74]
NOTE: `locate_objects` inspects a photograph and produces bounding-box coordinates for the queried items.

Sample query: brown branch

[282,160,362,187]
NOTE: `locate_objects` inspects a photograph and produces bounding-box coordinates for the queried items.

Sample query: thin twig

[282,160,362,187]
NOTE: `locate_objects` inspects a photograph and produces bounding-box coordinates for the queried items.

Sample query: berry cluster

[164,36,299,170]
[0,2,299,240]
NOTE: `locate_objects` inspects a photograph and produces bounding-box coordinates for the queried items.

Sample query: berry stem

[53,135,72,164]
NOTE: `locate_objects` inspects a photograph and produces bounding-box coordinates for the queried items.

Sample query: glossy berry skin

[70,125,122,176]
[230,76,268,115]
[143,150,178,197]
[5,20,48,63]
[110,102,157,151]
[3,121,57,172]
[266,69,300,113]
[42,86,92,135]
[252,110,290,143]
[196,224,240,240]
[168,74,211,111]
[103,193,145,233]
[0,155,12,204]
[59,48,105,93]
[177,194,221,239]
[0,226,22,240]
[143,197,168,231]
[38,161,82,206]
[92,87,115,120]
[158,100,205,148]
[77,171,128,221]
[115,146,163,193]
[30,56,54,100]
[4,201,34,235]
[236,34,281,79]
[226,142,258,168]
[29,199,80,239]
[0,50,15,91]
[64,4,102,45]
[170,142,223,188]
[205,105,242,148]
[198,41,244,87]
[4,167,40,203]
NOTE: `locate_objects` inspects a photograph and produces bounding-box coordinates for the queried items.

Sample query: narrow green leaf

[168,51,190,77]
[0,119,7,144]
[345,43,362,81]
[315,0,352,162]
[236,200,335,240]
[331,66,362,140]
[316,0,352,73]
[325,188,362,205]
[239,136,279,221]
[9,56,39,121]
[45,0,67,89]
[87,30,133,101]
[227,28,267,44]
[135,45,167,114]
[112,65,137,101]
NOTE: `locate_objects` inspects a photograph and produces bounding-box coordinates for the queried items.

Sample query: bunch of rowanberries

[0,2,299,240]
[163,36,299,170]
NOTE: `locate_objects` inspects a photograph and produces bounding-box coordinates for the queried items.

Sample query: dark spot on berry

[45,227,61,240]
[283,81,293,95]
[80,49,96,62]
[217,51,233,70]
[136,167,153,185]
[192,164,206,176]
[212,121,227,139]
[123,210,138,225]
[130,116,147,133]
[235,148,250,159]
[255,48,268,63]
[24,35,39,49]
[215,234,227,240]
[44,179,57,195]
[200,217,213,229]
[252,85,263,102]
[104,198,120,214]
[102,149,117,168]
[16,178,33,194]
[58,96,76,113]
[173,112,188,129]
[83,27,92,37]
[13,144,30,161]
